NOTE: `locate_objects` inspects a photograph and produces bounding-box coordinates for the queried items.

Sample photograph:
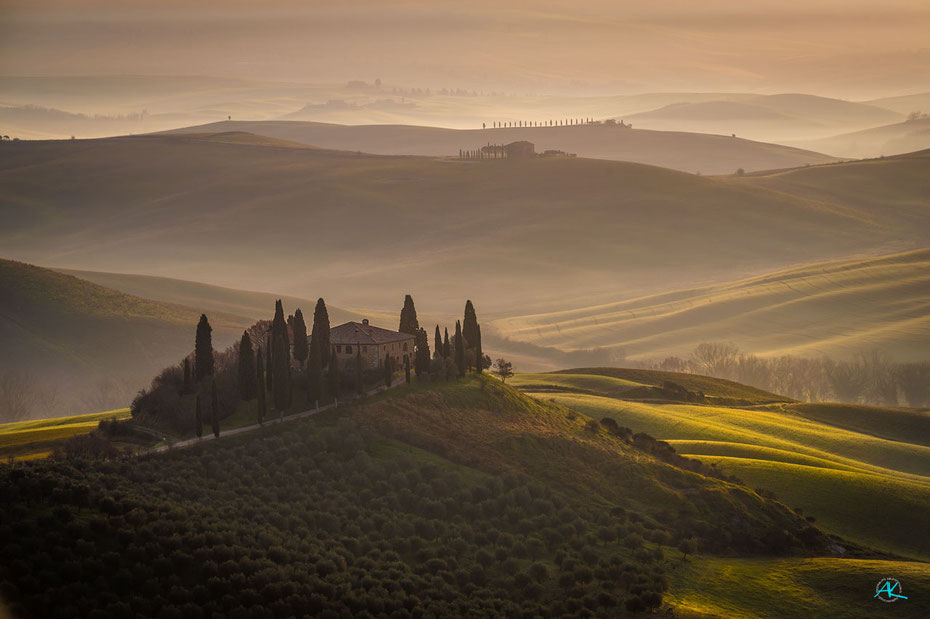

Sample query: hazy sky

[2,0,929,98]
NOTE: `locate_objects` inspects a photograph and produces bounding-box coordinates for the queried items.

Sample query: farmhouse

[504,140,535,158]
[328,319,414,369]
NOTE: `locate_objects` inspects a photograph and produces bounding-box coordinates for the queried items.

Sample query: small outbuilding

[504,141,536,158]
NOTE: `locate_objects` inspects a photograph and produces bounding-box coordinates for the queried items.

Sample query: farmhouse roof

[329,320,413,345]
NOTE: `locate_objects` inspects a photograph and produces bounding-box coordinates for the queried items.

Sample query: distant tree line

[649,343,930,407]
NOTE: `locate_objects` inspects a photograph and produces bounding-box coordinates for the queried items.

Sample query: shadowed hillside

[2,133,924,315]
[164,119,839,174]
[0,259,251,418]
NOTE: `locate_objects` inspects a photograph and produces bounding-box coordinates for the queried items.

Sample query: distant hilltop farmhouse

[459,141,576,160]
[327,319,414,369]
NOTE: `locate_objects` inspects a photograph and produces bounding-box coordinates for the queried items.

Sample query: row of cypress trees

[192,294,484,439]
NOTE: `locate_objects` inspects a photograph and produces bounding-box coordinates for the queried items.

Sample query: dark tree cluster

[1,415,668,618]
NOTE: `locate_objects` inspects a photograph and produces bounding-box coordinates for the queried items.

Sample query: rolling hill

[164,119,839,174]
[626,94,903,143]
[0,259,253,418]
[2,133,925,318]
[511,369,930,562]
[794,118,930,159]
[5,373,928,617]
[491,248,930,362]
[53,267,369,326]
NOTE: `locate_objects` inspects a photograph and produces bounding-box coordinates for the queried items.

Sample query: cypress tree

[454,320,465,377]
[415,328,430,377]
[292,309,309,369]
[182,357,192,394]
[307,335,323,405]
[398,294,419,335]
[384,353,393,388]
[265,336,273,392]
[434,325,442,358]
[195,394,203,439]
[404,355,411,384]
[211,380,220,438]
[355,347,364,395]
[271,300,291,411]
[475,323,484,375]
[328,346,341,399]
[443,328,451,358]
[312,298,331,368]
[194,314,214,383]
[238,331,256,401]
[256,348,266,426]
[463,300,479,355]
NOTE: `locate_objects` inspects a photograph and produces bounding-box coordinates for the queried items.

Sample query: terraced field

[512,369,930,561]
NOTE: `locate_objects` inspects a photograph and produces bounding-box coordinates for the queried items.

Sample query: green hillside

[167,119,839,174]
[492,247,930,361]
[0,408,131,460]
[4,374,926,617]
[512,370,930,562]
[3,133,925,316]
[0,259,252,418]
[8,375,917,617]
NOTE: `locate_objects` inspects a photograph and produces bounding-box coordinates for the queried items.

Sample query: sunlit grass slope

[493,247,930,361]
[0,408,130,460]
[667,556,930,619]
[514,370,930,560]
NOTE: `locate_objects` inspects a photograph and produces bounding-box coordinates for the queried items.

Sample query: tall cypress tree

[475,323,484,375]
[271,300,291,411]
[292,309,309,369]
[414,328,430,377]
[265,336,273,392]
[398,294,419,335]
[404,355,411,384]
[434,325,442,359]
[195,394,203,439]
[256,348,266,426]
[307,335,323,405]
[443,328,451,358]
[463,300,479,351]
[194,314,214,383]
[384,353,393,387]
[211,380,220,438]
[454,320,465,378]
[328,346,341,399]
[238,331,256,401]
[182,357,192,394]
[312,298,331,368]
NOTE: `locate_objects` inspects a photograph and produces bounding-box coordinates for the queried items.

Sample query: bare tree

[0,372,59,423]
[690,342,740,379]
[896,362,930,408]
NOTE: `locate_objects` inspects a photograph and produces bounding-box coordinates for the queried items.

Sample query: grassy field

[514,370,930,561]
[0,408,130,460]
[667,556,930,618]
[492,247,930,361]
